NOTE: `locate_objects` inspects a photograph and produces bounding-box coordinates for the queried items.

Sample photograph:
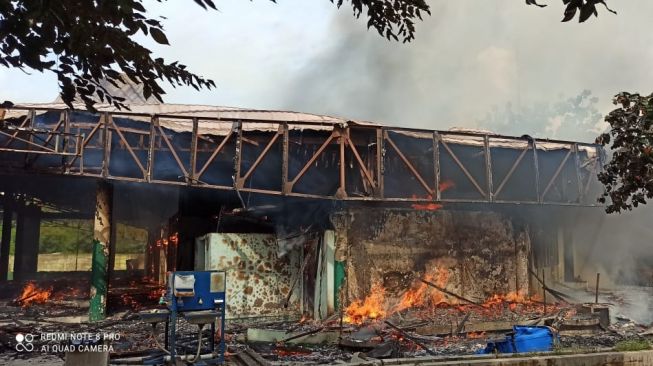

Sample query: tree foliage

[331,0,429,43]
[0,0,221,111]
[597,93,653,213]
[0,0,432,111]
[527,0,616,22]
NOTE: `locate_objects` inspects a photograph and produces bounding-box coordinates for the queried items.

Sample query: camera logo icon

[15,333,35,352]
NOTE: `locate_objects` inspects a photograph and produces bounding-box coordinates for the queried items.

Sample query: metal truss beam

[0,107,603,206]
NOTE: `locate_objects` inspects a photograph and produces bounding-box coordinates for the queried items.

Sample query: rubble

[0,281,651,365]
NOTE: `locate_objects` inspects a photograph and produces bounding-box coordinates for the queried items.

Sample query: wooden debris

[281,327,325,343]
[528,268,577,303]
[415,320,514,336]
[455,313,471,334]
[418,278,484,308]
[384,320,436,356]
[246,328,339,344]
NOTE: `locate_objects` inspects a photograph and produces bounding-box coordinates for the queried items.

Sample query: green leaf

[150,27,169,45]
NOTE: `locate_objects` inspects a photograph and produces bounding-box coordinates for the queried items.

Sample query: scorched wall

[333,209,531,305]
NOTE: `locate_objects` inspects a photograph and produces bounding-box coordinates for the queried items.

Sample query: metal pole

[337,130,346,198]
[433,132,440,200]
[281,123,289,194]
[484,135,493,202]
[376,129,384,198]
[89,180,113,322]
[595,273,600,304]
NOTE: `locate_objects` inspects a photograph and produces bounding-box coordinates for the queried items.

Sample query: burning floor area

[2,279,652,365]
[227,289,653,365]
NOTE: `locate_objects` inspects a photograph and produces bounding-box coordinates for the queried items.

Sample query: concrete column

[313,231,336,319]
[107,209,117,283]
[89,181,113,322]
[13,202,41,281]
[0,194,13,281]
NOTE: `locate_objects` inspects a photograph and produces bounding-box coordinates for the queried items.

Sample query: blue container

[479,326,555,354]
[512,326,554,352]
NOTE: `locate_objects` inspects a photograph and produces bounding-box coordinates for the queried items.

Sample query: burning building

[0,95,604,325]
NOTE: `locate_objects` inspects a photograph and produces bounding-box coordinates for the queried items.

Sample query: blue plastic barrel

[478,326,555,354]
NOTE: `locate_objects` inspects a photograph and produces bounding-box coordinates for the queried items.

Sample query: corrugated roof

[2,102,598,156]
[6,102,380,135]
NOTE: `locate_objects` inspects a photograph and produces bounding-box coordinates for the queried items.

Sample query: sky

[1,1,653,140]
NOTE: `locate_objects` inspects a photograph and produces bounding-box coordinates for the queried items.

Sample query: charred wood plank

[418,278,484,308]
[528,268,577,303]
[280,327,324,343]
[383,320,436,356]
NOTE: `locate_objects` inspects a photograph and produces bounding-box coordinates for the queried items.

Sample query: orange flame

[16,282,52,307]
[410,180,455,211]
[343,260,544,324]
[482,290,542,310]
[396,266,450,312]
[169,232,179,246]
[344,262,454,324]
[467,331,486,339]
[439,180,455,192]
[343,284,387,324]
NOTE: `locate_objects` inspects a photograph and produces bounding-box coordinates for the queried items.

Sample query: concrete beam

[89,181,113,322]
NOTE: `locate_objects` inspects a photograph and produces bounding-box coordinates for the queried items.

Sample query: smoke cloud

[281,2,653,139]
[278,3,653,299]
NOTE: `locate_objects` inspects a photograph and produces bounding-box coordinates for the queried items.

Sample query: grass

[8,253,144,272]
[0,220,147,255]
[613,339,651,352]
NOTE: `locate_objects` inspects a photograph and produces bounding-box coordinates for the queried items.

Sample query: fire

[343,284,387,324]
[395,266,450,312]
[344,261,453,324]
[342,258,545,325]
[275,346,312,357]
[16,282,52,307]
[482,290,542,311]
[467,331,486,339]
[410,180,455,211]
[411,198,443,211]
[484,290,529,305]
[439,180,455,192]
[169,232,179,246]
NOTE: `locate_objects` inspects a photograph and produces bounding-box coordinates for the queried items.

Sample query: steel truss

[0,107,603,206]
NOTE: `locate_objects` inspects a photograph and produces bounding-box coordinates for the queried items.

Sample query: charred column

[0,193,13,281]
[89,181,113,322]
[13,201,41,281]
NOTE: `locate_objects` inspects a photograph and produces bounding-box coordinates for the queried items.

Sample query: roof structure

[0,103,604,206]
[4,103,595,156]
